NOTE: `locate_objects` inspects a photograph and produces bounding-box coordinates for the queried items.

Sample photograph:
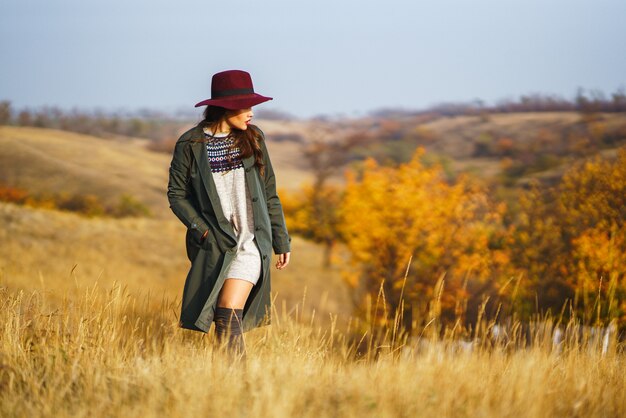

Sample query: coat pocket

[186,225,218,253]
[185,228,204,261]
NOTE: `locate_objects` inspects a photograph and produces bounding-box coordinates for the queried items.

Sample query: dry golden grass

[0,201,351,323]
[1,201,624,417]
[1,280,624,418]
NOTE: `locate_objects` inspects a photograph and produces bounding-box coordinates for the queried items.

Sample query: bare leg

[217,278,254,309]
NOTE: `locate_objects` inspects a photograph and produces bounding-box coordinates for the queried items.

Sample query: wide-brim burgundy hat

[194,70,273,109]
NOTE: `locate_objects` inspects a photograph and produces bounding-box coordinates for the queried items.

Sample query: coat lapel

[242,155,255,169]
[189,137,237,242]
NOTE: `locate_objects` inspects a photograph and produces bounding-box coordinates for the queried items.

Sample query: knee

[217,291,245,309]
[217,298,241,309]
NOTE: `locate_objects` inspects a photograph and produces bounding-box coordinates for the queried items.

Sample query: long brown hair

[199,106,265,176]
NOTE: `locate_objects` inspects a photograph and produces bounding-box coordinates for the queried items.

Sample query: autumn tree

[505,184,573,317]
[283,126,353,267]
[339,149,507,326]
[559,149,626,324]
[17,110,32,126]
[507,148,626,325]
[280,183,343,267]
[0,101,12,125]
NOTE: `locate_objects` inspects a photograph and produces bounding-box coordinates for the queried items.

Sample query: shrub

[0,185,29,204]
[57,193,106,217]
[112,194,152,218]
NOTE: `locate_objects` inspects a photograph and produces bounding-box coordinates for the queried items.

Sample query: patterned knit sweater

[204,130,261,284]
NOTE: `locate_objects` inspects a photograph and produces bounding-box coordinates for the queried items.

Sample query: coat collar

[187,124,255,241]
[187,124,255,168]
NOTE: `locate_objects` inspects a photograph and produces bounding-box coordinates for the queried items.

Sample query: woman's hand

[275,252,290,270]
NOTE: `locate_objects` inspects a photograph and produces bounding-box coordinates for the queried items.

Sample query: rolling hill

[0,125,314,218]
[0,126,173,217]
[0,125,350,323]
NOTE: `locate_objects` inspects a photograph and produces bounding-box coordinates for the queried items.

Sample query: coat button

[255,226,261,231]
[252,197,258,202]
[263,254,268,260]
[245,168,251,172]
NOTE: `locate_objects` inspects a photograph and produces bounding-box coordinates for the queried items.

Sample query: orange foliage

[0,185,29,204]
[339,149,506,323]
[288,144,626,329]
[0,184,150,218]
[572,227,626,323]
[508,148,626,324]
[560,149,626,323]
[559,149,626,234]
[280,184,342,266]
[495,137,515,155]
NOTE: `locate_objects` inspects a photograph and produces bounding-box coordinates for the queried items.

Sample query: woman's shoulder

[176,124,205,144]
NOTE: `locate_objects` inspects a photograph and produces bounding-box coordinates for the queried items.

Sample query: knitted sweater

[205,130,261,284]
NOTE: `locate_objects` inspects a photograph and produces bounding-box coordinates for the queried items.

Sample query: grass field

[1,281,624,417]
[1,200,624,417]
[0,201,351,323]
[1,121,625,417]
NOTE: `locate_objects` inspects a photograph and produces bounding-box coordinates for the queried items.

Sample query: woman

[167,70,291,356]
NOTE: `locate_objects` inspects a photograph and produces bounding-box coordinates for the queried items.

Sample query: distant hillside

[0,126,172,217]
[262,112,626,188]
[326,111,626,185]
[0,126,314,213]
[3,112,625,208]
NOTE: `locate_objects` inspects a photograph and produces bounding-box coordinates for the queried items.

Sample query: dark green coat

[167,123,291,333]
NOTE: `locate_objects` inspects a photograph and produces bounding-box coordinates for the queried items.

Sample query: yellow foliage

[508,147,626,324]
[279,184,342,243]
[573,227,626,282]
[559,148,626,234]
[339,149,504,322]
[279,184,343,267]
[572,226,626,323]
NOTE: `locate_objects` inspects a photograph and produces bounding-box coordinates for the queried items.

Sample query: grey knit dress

[204,129,261,285]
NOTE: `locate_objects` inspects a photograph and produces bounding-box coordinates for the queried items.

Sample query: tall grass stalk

[0,280,624,417]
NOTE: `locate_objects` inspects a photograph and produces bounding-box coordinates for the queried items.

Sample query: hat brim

[194,93,273,109]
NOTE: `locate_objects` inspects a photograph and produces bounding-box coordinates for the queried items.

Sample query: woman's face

[224,108,253,131]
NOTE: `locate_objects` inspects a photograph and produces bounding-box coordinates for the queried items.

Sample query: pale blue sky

[1,0,625,117]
